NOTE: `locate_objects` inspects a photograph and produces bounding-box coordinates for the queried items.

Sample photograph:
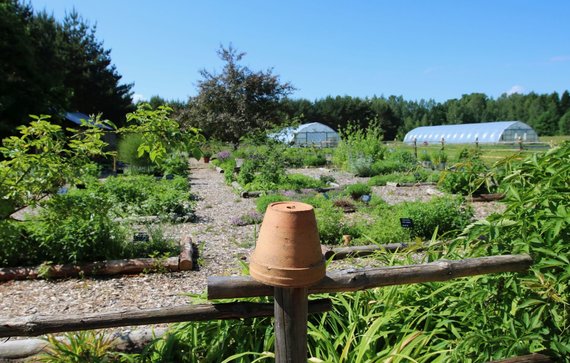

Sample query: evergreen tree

[0,2,133,136]
[61,11,133,126]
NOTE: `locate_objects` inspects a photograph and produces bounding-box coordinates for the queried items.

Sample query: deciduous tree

[182,45,294,143]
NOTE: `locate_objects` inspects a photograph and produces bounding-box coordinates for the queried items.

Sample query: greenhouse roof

[403,121,537,144]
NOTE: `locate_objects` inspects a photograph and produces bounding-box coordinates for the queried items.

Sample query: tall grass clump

[117,133,156,174]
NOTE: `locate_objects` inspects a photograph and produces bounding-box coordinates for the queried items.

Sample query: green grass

[387,142,546,166]
[539,135,570,145]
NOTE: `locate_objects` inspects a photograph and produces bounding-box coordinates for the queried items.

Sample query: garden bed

[0,237,193,282]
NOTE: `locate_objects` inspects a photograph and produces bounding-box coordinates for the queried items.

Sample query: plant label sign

[400,218,414,229]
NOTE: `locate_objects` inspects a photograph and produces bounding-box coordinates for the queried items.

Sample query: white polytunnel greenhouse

[269,122,340,147]
[403,121,539,144]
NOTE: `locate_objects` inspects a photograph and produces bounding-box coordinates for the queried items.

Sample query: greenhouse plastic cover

[269,122,339,145]
[403,121,536,144]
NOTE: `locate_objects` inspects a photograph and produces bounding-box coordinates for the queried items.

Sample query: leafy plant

[117,133,156,174]
[438,151,497,195]
[398,196,473,240]
[0,114,111,215]
[94,175,193,218]
[451,141,570,359]
[333,121,386,173]
[26,191,128,265]
[39,331,118,362]
[256,194,287,214]
[314,200,356,245]
[121,103,204,164]
[345,183,372,200]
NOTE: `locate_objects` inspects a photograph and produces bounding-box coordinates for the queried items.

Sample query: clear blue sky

[29,0,570,103]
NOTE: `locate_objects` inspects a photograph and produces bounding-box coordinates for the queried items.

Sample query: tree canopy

[180,45,294,144]
[0,1,133,137]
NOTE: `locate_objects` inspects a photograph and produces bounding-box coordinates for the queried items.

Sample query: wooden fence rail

[0,299,332,338]
[208,254,532,299]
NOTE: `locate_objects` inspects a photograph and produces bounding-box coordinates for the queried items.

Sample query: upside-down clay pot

[249,201,325,287]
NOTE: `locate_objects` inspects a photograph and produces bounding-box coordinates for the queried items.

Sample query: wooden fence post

[274,287,308,363]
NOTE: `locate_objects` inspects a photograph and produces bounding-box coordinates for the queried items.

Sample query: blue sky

[29,0,570,103]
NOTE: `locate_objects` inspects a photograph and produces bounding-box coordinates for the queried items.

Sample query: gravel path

[0,159,256,322]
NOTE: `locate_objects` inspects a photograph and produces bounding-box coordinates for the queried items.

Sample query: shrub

[398,196,473,240]
[160,151,189,177]
[333,121,386,172]
[355,212,410,245]
[256,194,287,213]
[303,153,327,167]
[0,220,39,267]
[124,224,180,258]
[314,201,355,245]
[345,183,372,200]
[280,174,324,190]
[95,175,192,218]
[117,133,156,174]
[26,191,128,264]
[348,155,375,176]
[438,154,497,195]
[370,150,416,175]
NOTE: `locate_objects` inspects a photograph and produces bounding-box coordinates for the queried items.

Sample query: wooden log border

[0,299,332,338]
[208,254,532,299]
[0,237,194,282]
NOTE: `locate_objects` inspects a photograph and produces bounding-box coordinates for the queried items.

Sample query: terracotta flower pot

[249,201,325,287]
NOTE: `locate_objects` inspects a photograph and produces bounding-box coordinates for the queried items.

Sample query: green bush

[280,174,324,190]
[354,212,410,245]
[26,191,127,265]
[160,151,189,177]
[117,133,156,174]
[398,196,473,240]
[255,194,287,213]
[94,175,192,218]
[124,224,180,258]
[314,201,355,245]
[438,154,497,195]
[0,220,39,267]
[369,150,416,175]
[334,121,386,172]
[345,183,372,199]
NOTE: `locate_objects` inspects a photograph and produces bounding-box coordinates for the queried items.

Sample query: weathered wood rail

[0,300,332,338]
[0,254,539,362]
[323,243,415,260]
[208,254,532,299]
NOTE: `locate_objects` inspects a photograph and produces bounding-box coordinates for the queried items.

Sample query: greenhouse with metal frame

[403,121,539,144]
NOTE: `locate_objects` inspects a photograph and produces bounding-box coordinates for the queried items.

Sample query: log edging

[0,237,194,282]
